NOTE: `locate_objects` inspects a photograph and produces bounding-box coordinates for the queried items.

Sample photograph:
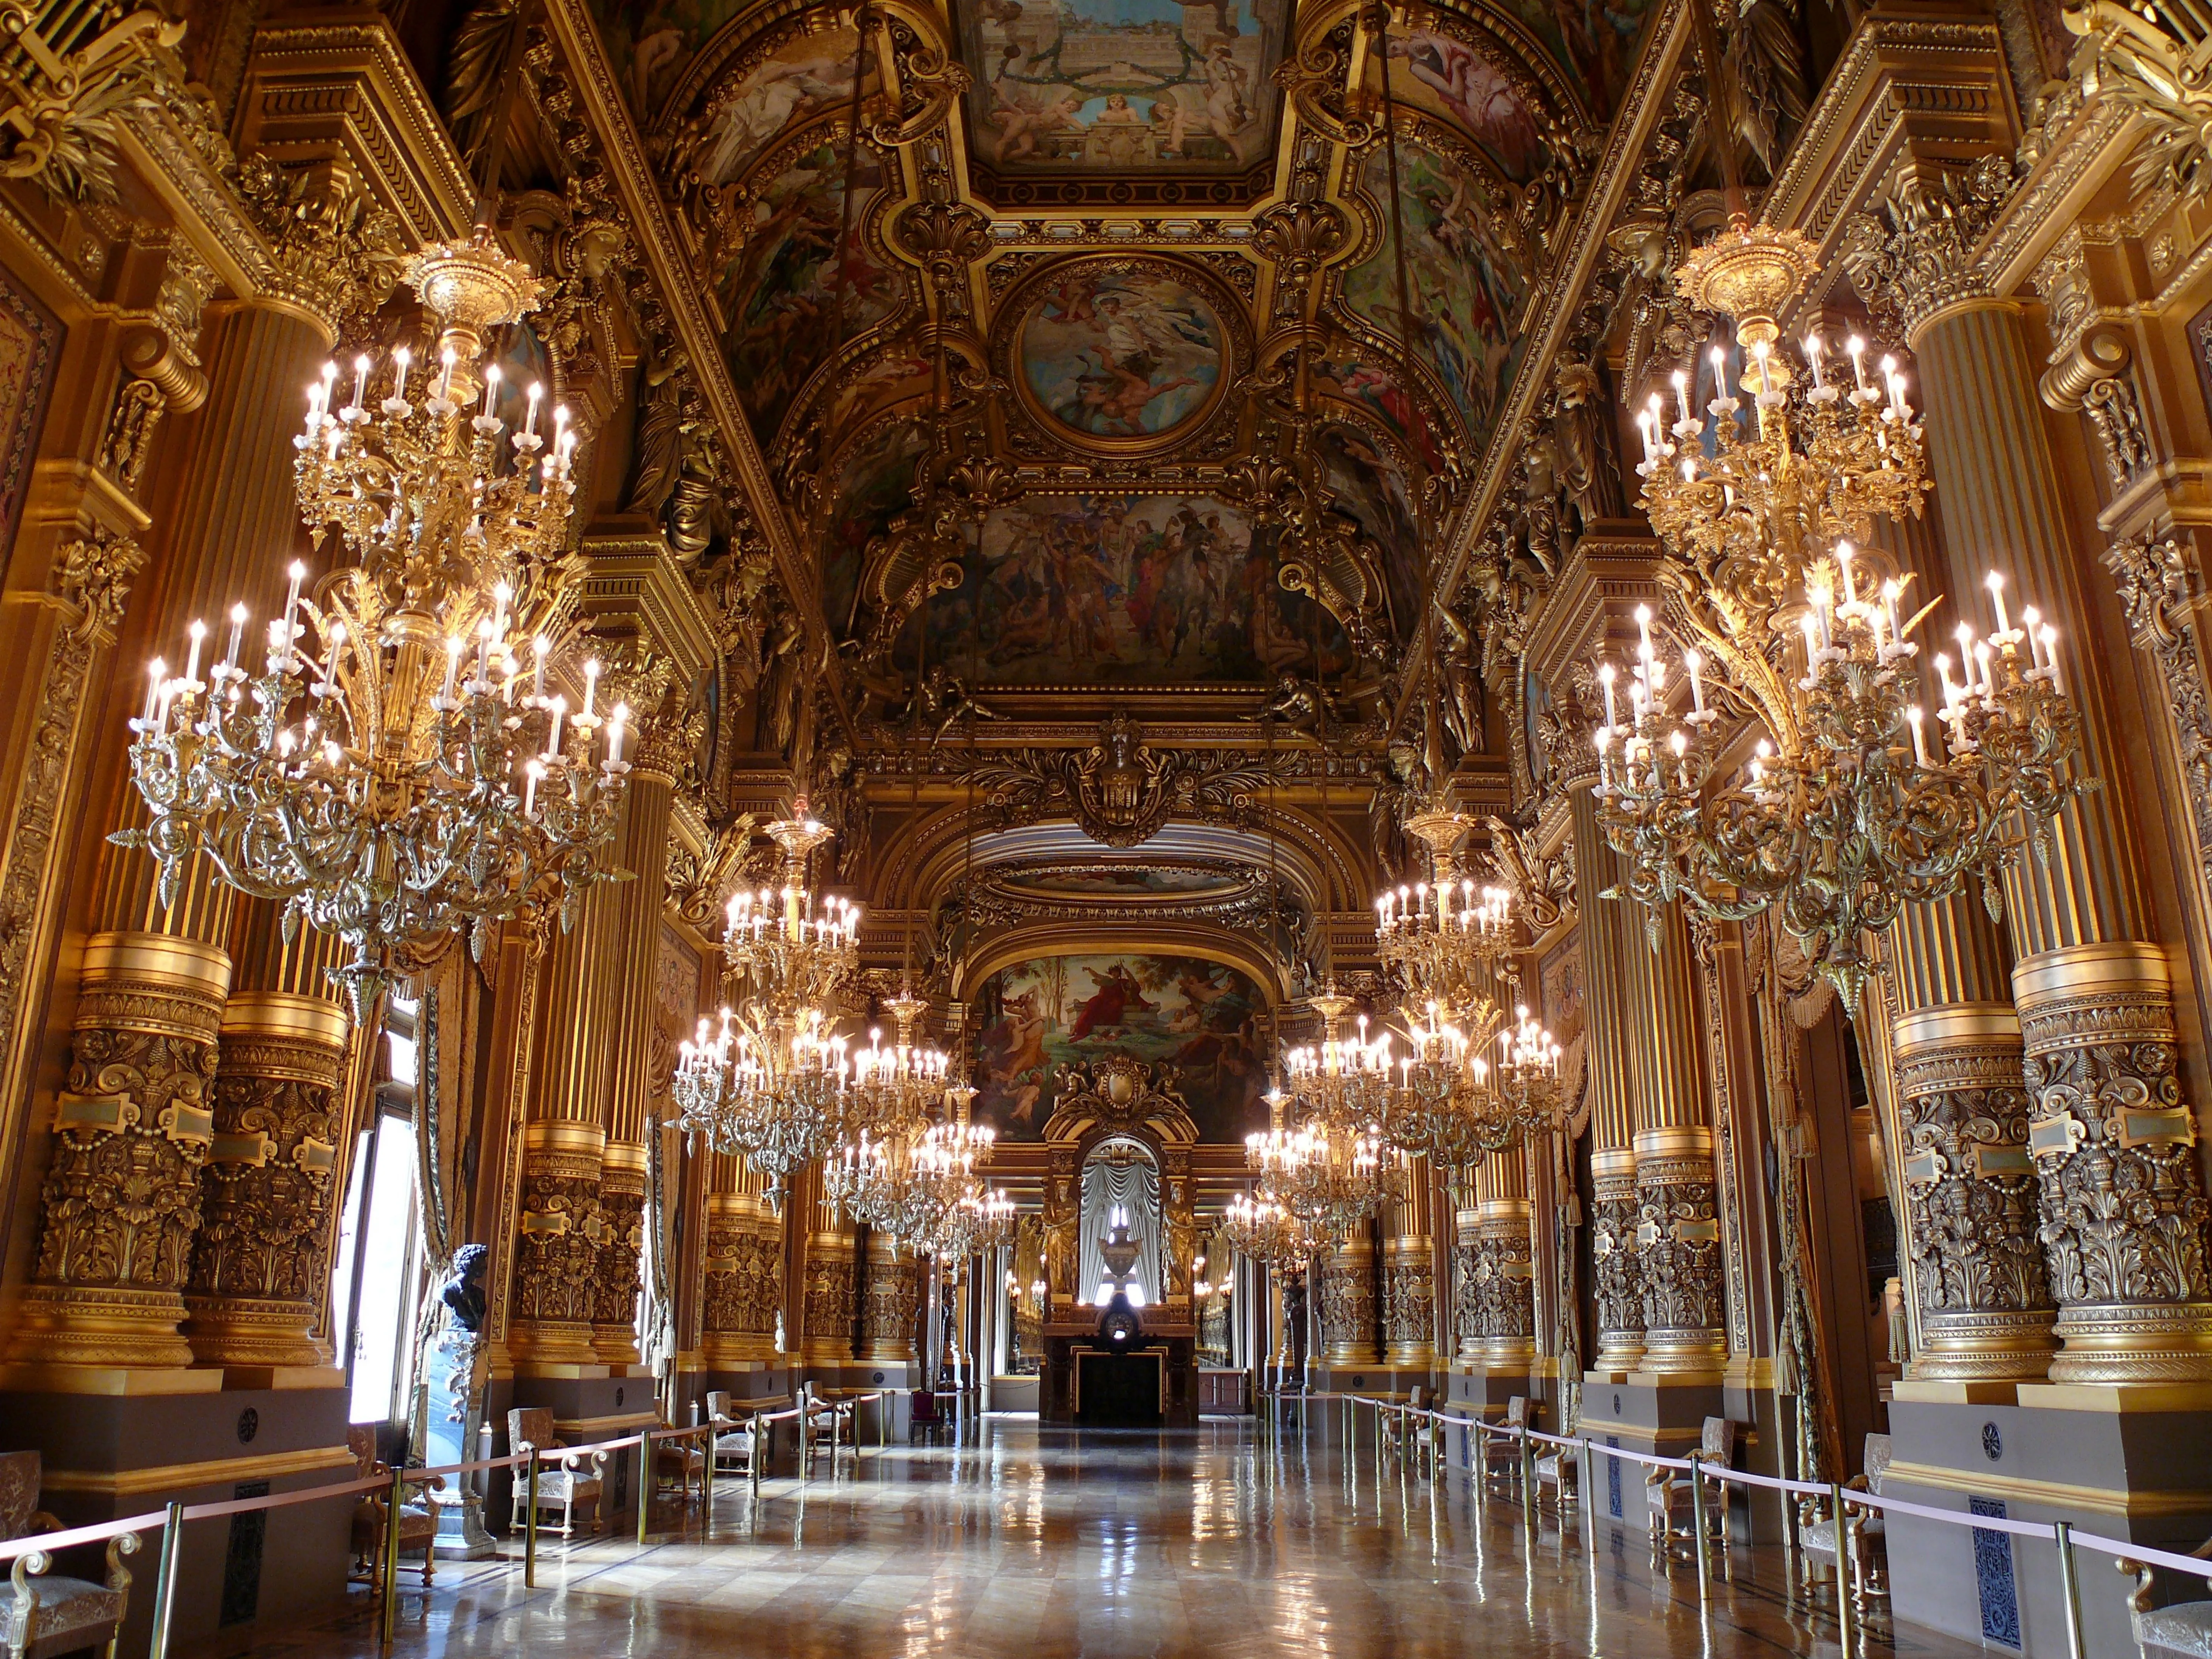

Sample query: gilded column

[1450,1193,1482,1362]
[1467,1145,1536,1372]
[1863,211,2212,1378]
[862,1233,920,1365]
[1382,1155,1437,1370]
[702,1153,782,1367]
[1571,771,1645,1373]
[588,670,684,1366]
[1318,1232,1380,1368]
[1888,896,2054,1379]
[1625,899,1725,1377]
[182,916,352,1370]
[508,901,612,1368]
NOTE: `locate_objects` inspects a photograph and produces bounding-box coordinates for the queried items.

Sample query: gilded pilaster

[1318,1235,1379,1368]
[1382,1155,1436,1370]
[182,918,352,1370]
[862,1232,920,1365]
[1571,771,1645,1373]
[802,1177,857,1368]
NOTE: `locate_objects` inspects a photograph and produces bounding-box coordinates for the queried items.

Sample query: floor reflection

[187,1418,1985,1657]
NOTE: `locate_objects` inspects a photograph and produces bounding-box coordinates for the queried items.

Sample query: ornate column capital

[1839,155,2024,346]
[234,152,409,343]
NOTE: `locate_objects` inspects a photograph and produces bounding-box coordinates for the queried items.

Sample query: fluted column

[9,298,333,1374]
[182,916,353,1369]
[1467,1145,1536,1371]
[508,899,612,1368]
[1382,1155,1437,1369]
[1913,296,2212,1381]
[1625,899,1725,1378]
[703,1154,784,1366]
[862,1233,920,1365]
[1571,777,1645,1373]
[1888,895,2054,1380]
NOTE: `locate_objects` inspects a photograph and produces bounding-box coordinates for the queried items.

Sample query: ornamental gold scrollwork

[1317,1241,1376,1362]
[2105,533,2212,905]
[512,1168,604,1331]
[704,1224,782,1338]
[1590,1168,1643,1360]
[1636,1160,1723,1356]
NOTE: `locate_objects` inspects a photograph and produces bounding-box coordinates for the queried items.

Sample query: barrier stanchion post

[752,1420,766,1500]
[831,1405,842,1472]
[524,1454,540,1588]
[704,1422,716,1518]
[1519,1430,1534,1530]
[1831,1480,1856,1658]
[380,1465,404,1649]
[149,1501,185,1659]
[637,1436,652,1545]
[1688,1451,1711,1604]
[1580,1436,1595,1555]
[2056,1520,2087,1659]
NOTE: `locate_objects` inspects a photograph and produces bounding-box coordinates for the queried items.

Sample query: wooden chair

[908,1387,946,1444]
[1533,1433,1580,1513]
[706,1391,759,1476]
[800,1387,852,1471]
[0,1449,137,1659]
[346,1426,440,1590]
[508,1407,607,1538]
[2121,1536,2212,1657]
[1800,1432,1891,1615]
[1480,1396,1531,1491]
[654,1425,706,1507]
[1647,1416,1736,1571]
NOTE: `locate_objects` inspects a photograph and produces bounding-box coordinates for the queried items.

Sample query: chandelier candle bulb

[1685,649,1707,714]
[1847,335,1868,392]
[1908,706,1929,767]
[523,381,542,439]
[479,362,501,421]
[388,347,410,409]
[1805,334,1827,391]
[2043,625,2063,694]
[1673,369,1692,428]
[140,659,164,726]
[544,695,564,761]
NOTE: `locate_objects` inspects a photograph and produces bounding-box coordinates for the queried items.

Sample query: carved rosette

[592,1144,647,1366]
[1591,1151,1644,1372]
[1318,1238,1378,1368]
[1893,1004,2056,1379]
[1463,1203,1536,1369]
[703,1194,783,1366]
[862,1234,921,1364]
[506,1121,606,1368]
[2018,945,2212,1382]
[9,933,229,1368]
[182,992,349,1368]
[802,1231,857,1368]
[1633,1129,1725,1375]
[1382,1236,1436,1369]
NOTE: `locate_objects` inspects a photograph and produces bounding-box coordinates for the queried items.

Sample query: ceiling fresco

[1015,262,1226,445]
[958,0,1290,197]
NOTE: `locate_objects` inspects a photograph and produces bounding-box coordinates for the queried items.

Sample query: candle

[532,634,548,700]
[582,657,599,721]
[608,703,629,767]
[544,695,566,759]
[523,758,543,816]
[1907,705,1928,767]
[481,363,502,419]
[1954,623,1977,689]
[1805,334,1825,390]
[524,382,543,439]
[2023,608,2044,667]
[2042,625,2063,694]
[1673,369,1692,426]
[1801,612,1820,667]
[1987,570,2010,636]
[1946,697,1968,749]
[442,635,463,702]
[1973,640,1993,698]
[435,347,456,405]
[282,560,305,644]
[1709,344,1727,400]
[1810,582,1832,649]
[1684,648,1706,714]
[1598,660,1617,730]
[350,354,370,413]
[1635,603,1653,657]
[1935,652,1957,710]
[142,658,165,724]
[1883,580,1902,643]
[222,604,246,674]
[1836,541,1857,607]
[1847,335,1868,391]
[391,346,410,403]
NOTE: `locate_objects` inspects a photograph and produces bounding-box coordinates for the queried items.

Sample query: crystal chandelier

[672,807,862,1208]
[1599,219,2087,1001]
[1219,1187,1328,1271]
[118,232,623,1016]
[846,990,947,1141]
[1263,1010,1402,1240]
[1373,808,1515,1009]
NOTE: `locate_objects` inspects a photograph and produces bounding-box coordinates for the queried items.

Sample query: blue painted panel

[1971,1494,2021,1649]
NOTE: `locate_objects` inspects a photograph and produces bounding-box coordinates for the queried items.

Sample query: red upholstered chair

[347,1425,440,1589]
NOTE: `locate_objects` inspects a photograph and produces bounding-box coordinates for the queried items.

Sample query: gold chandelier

[846,990,948,1140]
[672,807,862,1208]
[1264,1005,1403,1238]
[118,232,622,1016]
[1598,220,2087,1002]
[1219,1184,1329,1271]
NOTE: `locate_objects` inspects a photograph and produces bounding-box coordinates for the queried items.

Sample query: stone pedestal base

[1578,1373,1723,1530]
[1885,1388,2212,1656]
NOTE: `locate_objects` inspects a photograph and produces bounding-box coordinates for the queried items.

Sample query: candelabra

[1373,807,1515,1011]
[1379,999,1563,1168]
[1219,1188,1328,1271]
[672,1004,851,1213]
[846,991,948,1141]
[118,232,620,1016]
[1599,218,2087,1001]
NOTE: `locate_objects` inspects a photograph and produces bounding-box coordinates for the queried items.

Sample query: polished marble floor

[198,1418,1986,1658]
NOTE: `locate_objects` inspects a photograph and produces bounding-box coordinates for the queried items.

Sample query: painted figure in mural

[985,82,1083,161]
[1070,963,1153,1040]
[979,990,1051,1126]
[1384,29,1543,181]
[1021,270,1221,440]
[696,38,870,187]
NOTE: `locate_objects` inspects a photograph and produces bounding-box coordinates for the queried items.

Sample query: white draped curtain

[1079,1139,1162,1305]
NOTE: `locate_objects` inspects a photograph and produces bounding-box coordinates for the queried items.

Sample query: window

[333,997,425,1425]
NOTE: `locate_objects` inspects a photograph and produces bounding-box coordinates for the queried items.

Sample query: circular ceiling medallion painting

[1014,258,1227,451]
